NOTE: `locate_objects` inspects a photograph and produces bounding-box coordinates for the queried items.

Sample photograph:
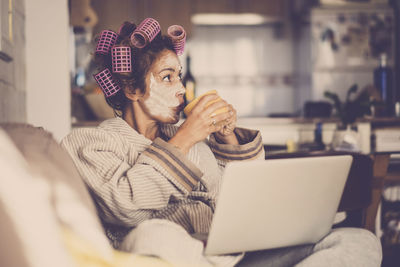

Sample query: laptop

[201,155,353,255]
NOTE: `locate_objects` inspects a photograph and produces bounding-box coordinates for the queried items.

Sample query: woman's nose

[176,84,186,97]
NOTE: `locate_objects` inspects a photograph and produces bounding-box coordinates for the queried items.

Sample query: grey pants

[237,227,382,267]
[121,219,382,267]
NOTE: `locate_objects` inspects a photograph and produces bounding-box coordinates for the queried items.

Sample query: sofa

[0,123,175,267]
[0,123,245,267]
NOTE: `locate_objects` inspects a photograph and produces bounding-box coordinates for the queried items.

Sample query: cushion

[0,123,97,214]
[62,226,171,267]
[0,129,72,267]
[0,123,112,258]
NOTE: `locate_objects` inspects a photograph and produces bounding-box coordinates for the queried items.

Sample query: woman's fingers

[214,104,237,136]
[209,109,231,125]
[186,93,237,136]
[191,94,219,115]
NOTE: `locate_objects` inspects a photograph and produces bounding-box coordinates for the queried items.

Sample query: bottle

[374,53,393,116]
[314,122,325,150]
[183,54,196,108]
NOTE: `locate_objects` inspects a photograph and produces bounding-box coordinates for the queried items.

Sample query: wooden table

[367,118,400,233]
[364,153,391,233]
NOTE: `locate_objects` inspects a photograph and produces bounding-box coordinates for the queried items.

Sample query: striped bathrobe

[61,117,264,248]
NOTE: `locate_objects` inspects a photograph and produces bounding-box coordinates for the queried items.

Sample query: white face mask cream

[144,73,185,119]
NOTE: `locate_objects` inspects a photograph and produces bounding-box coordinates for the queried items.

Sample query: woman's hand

[213,101,239,145]
[215,103,236,136]
[169,94,237,153]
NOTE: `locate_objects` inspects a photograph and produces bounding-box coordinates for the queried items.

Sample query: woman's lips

[172,103,185,113]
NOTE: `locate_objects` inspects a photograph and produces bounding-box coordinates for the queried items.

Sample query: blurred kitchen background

[0,0,400,266]
[69,0,398,120]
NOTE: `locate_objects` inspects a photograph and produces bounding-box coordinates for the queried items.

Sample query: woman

[62,19,381,266]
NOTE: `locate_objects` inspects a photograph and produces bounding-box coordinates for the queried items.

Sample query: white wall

[187,24,295,117]
[25,0,70,141]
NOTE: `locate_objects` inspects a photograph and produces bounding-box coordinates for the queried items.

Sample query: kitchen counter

[72,116,400,155]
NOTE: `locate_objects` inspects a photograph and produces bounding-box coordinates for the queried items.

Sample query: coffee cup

[183,90,229,117]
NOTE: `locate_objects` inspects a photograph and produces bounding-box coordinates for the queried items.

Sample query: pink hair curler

[96,30,118,55]
[112,46,132,73]
[130,18,161,48]
[93,68,121,97]
[167,25,186,56]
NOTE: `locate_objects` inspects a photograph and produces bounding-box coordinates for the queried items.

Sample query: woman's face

[139,49,186,124]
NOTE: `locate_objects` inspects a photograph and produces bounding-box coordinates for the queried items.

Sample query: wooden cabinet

[91,0,192,37]
[135,0,193,38]
[192,0,286,16]
[90,0,287,37]
[91,0,138,34]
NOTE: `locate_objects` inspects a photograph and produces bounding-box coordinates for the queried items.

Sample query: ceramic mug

[183,90,229,119]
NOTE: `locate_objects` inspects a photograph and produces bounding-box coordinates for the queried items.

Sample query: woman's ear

[125,88,142,102]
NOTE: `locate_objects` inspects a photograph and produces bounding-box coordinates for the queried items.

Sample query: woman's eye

[162,75,171,82]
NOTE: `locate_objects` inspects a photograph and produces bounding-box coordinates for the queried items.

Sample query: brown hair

[93,21,176,113]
